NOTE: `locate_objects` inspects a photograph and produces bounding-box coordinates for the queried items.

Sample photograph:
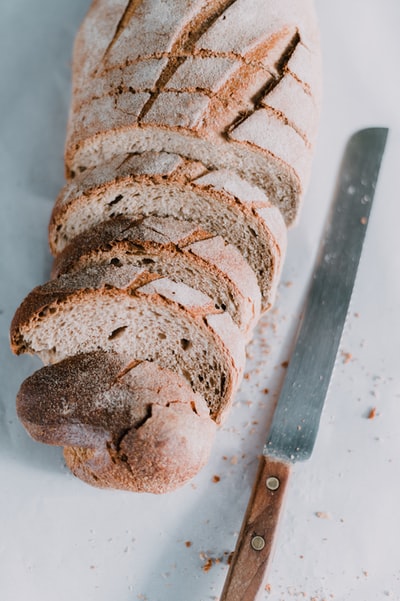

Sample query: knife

[220,127,389,601]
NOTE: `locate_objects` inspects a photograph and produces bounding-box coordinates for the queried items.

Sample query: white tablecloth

[1,2,399,599]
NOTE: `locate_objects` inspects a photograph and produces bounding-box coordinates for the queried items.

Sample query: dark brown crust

[17,352,216,493]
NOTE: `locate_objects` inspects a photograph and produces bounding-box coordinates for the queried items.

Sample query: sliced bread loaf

[52,215,262,338]
[10,0,321,493]
[17,352,216,493]
[49,153,287,311]
[11,264,246,423]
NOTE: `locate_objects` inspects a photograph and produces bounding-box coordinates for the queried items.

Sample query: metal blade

[265,127,388,463]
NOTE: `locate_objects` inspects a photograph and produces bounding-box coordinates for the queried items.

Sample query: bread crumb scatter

[341,351,352,364]
[200,550,233,571]
[212,475,220,483]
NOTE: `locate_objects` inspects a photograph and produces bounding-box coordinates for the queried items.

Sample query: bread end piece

[17,352,216,494]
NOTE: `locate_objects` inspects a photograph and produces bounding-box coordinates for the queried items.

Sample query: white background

[1,2,399,600]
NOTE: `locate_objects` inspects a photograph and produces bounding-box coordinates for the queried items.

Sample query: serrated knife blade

[220,127,389,601]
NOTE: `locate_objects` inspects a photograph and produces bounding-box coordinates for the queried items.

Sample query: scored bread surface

[66,0,321,224]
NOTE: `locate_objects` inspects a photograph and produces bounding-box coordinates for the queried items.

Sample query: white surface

[1,2,399,600]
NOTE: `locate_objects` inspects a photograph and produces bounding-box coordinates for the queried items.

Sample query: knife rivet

[266,476,280,491]
[251,535,265,551]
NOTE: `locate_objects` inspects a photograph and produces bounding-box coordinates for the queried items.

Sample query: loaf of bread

[11,0,321,493]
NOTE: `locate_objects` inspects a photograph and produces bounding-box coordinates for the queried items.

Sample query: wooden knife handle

[220,456,291,601]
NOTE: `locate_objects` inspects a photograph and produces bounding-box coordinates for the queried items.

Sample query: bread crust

[17,352,216,493]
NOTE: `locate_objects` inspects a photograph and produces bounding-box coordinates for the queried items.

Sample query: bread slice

[52,215,262,338]
[49,153,287,311]
[65,0,321,224]
[11,264,246,423]
[17,352,216,493]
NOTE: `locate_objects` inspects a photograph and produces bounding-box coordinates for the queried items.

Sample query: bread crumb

[185,541,192,548]
[202,558,213,572]
[360,216,368,225]
[230,455,238,465]
[367,407,377,419]
[315,511,331,519]
[212,475,220,483]
[281,360,289,368]
[265,583,272,592]
[200,551,232,572]
[262,388,269,394]
[341,351,352,364]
